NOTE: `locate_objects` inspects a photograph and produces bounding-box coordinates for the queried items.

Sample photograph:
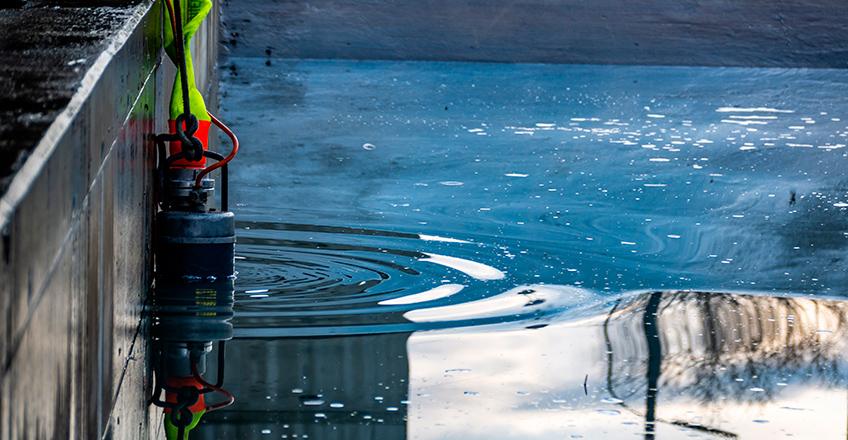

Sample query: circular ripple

[237,247,414,306]
[232,222,590,337]
[233,223,452,332]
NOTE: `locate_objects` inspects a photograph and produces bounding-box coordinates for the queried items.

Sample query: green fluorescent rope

[164,0,212,122]
[164,409,206,440]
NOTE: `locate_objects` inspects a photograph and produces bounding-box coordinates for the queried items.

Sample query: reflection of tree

[643,292,662,439]
[603,291,848,438]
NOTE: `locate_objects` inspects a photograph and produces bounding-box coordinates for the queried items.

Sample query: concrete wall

[222,0,848,67]
[0,1,219,439]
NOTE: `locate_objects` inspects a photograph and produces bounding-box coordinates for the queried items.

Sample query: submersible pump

[149,0,240,438]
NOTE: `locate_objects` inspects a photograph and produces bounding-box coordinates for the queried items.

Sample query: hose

[194,112,239,189]
[190,362,235,412]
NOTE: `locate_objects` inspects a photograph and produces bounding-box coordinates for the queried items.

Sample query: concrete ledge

[0,1,219,438]
[0,1,145,196]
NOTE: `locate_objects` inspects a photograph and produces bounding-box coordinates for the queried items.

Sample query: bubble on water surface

[301,398,325,406]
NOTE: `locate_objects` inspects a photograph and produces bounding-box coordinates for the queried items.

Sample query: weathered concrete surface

[221,0,848,67]
[0,2,160,438]
[0,1,143,196]
[0,0,219,197]
[0,1,219,439]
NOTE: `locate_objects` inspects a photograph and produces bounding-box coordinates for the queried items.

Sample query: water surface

[198,59,848,439]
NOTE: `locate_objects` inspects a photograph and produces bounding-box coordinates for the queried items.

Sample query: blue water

[198,59,848,439]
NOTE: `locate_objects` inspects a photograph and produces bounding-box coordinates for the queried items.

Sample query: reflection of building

[198,332,410,439]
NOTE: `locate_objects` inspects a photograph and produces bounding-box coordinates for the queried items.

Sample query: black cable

[221,164,228,212]
[171,0,191,119]
[215,340,226,387]
[169,0,203,161]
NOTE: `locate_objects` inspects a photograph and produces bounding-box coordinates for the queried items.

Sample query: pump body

[157,211,235,281]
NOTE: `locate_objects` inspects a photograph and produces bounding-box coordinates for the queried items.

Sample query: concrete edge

[0,0,155,231]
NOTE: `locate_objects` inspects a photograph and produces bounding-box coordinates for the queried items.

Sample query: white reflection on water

[379,284,465,306]
[407,291,848,439]
[404,284,594,322]
[419,252,506,281]
[715,107,795,113]
[417,234,471,244]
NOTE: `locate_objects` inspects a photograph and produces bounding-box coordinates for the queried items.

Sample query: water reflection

[190,290,848,438]
[149,279,236,439]
[407,291,848,439]
[213,59,848,438]
[602,291,848,438]
[197,333,410,439]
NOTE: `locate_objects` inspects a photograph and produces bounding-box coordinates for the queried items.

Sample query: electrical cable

[168,0,191,119]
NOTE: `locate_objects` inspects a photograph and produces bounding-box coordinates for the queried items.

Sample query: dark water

[195,59,848,438]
